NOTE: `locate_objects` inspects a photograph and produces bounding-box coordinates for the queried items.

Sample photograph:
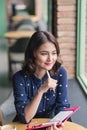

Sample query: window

[76,0,87,94]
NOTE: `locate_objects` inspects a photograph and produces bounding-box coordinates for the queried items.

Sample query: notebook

[26,106,80,130]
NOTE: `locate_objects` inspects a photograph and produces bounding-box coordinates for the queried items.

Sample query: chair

[13,19,37,31]
[37,18,47,31]
[8,37,30,79]
[0,90,16,125]
[17,24,36,31]
[0,111,2,125]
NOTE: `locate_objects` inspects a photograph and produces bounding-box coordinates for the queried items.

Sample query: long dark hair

[23,31,62,75]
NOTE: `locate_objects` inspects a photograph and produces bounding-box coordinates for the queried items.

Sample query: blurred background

[0,0,87,128]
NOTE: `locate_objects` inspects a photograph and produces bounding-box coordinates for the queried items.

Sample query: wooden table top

[12,15,38,22]
[1,118,87,130]
[4,31,35,39]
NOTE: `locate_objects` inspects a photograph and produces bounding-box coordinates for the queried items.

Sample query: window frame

[76,0,87,94]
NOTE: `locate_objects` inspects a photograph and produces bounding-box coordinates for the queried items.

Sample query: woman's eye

[40,51,57,55]
[52,52,57,55]
[41,53,47,55]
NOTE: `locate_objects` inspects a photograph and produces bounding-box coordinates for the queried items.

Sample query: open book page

[49,110,73,123]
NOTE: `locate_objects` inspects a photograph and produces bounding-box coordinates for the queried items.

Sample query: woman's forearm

[24,89,43,123]
[24,77,57,123]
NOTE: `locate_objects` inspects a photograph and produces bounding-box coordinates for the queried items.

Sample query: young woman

[13,31,70,128]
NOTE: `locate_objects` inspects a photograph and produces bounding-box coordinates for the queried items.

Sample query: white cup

[0,125,16,130]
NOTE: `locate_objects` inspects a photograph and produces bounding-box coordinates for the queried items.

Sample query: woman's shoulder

[57,66,67,75]
[12,70,24,80]
[13,70,32,81]
[59,66,67,72]
[13,70,22,77]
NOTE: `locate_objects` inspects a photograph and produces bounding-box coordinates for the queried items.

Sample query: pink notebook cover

[26,106,80,130]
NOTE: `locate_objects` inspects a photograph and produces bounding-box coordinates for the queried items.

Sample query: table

[4,31,35,39]
[1,119,87,130]
[12,15,38,22]
[4,31,35,46]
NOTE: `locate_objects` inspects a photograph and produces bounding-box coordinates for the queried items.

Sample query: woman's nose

[47,54,52,61]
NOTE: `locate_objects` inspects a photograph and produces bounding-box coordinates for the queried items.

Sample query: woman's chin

[45,66,53,70]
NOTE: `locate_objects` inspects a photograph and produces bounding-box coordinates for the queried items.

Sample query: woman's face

[34,42,57,72]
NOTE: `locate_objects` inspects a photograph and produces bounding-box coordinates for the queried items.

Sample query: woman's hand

[46,124,62,130]
[39,78,57,93]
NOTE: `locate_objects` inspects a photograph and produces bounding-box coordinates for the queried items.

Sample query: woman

[13,31,70,128]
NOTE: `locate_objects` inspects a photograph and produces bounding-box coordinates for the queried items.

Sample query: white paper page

[49,110,73,123]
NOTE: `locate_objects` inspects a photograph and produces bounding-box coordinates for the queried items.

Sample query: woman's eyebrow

[40,50,56,52]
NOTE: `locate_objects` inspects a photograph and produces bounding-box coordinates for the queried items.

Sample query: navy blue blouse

[13,66,70,123]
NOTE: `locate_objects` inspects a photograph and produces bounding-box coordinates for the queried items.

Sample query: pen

[47,71,55,92]
[47,71,50,78]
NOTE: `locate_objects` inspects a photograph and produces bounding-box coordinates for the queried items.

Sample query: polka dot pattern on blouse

[13,66,70,123]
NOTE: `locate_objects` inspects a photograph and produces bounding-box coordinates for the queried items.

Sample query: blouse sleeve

[12,71,29,123]
[55,66,70,114]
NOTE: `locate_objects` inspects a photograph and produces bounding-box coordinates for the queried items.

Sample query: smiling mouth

[45,63,53,66]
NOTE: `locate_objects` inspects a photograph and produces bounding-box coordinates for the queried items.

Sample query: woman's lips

[45,62,52,66]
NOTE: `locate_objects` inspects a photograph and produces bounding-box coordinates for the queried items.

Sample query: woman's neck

[34,70,46,79]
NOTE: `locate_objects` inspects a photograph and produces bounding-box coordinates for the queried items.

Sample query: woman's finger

[53,124,62,130]
[46,126,53,130]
